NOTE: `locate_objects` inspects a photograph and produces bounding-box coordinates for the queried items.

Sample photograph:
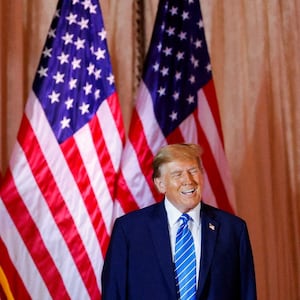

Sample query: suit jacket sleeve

[101,218,127,300]
[240,221,257,300]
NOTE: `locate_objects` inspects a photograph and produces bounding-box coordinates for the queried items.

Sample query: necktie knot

[180,213,191,226]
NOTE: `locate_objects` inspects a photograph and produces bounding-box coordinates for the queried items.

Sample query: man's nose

[181,171,193,183]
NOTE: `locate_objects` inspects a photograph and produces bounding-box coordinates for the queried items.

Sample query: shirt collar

[164,197,201,227]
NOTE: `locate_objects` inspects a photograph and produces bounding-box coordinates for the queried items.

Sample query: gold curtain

[0,1,299,299]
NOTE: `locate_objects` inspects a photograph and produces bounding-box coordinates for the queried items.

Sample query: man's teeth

[181,189,195,194]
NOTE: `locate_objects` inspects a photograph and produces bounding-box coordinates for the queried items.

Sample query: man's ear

[154,177,166,194]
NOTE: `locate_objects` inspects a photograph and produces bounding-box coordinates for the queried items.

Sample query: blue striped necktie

[174,213,197,300]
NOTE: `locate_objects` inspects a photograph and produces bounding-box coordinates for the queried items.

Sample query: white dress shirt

[164,198,202,287]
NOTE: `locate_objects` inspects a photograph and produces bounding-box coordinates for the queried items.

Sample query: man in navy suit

[101,143,257,300]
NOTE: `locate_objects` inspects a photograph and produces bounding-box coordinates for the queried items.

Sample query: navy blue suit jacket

[101,201,257,300]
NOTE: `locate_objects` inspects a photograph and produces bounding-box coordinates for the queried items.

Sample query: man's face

[154,158,204,213]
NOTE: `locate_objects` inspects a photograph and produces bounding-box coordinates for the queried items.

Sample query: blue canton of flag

[144,0,212,136]
[33,0,115,143]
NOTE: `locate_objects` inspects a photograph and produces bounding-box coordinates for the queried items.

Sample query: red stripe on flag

[0,237,31,300]
[1,170,70,299]
[60,134,110,256]
[18,115,100,299]
[128,109,161,202]
[165,126,185,144]
[106,93,126,145]
[202,80,224,146]
[90,110,117,202]
[115,171,140,213]
[193,111,234,213]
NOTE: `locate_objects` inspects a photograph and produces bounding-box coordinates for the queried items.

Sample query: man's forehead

[163,159,199,170]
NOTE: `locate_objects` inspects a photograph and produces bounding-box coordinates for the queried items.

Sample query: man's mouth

[181,188,196,195]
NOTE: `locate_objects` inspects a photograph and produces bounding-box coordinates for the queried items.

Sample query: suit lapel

[197,203,219,298]
[148,201,177,298]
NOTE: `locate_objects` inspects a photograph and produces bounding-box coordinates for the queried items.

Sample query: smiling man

[101,143,257,300]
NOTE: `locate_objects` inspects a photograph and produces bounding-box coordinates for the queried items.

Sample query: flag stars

[170,6,178,15]
[79,102,90,115]
[94,48,106,60]
[38,66,48,77]
[57,52,69,64]
[189,75,196,84]
[153,62,160,72]
[60,116,71,129]
[157,43,162,52]
[32,0,118,142]
[107,73,115,85]
[87,63,95,75]
[191,56,199,68]
[158,87,166,96]
[169,111,178,121]
[62,32,74,45]
[163,47,172,56]
[198,19,204,29]
[94,68,102,80]
[166,26,175,36]
[83,82,93,95]
[182,11,189,20]
[69,78,77,89]
[206,63,212,72]
[55,9,60,18]
[48,28,56,38]
[65,97,74,109]
[187,95,195,104]
[98,28,107,41]
[66,13,77,25]
[53,72,65,84]
[175,71,182,80]
[78,17,89,30]
[82,0,92,10]
[74,37,85,50]
[88,4,97,14]
[72,58,81,69]
[95,89,101,99]
[173,91,180,101]
[48,91,60,104]
[176,51,184,61]
[194,39,202,48]
[160,66,169,77]
[178,31,187,40]
[43,47,52,58]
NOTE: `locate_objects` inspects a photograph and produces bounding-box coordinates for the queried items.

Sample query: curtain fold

[0,1,299,299]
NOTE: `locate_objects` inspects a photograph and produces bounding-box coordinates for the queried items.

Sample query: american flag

[117,0,236,213]
[0,0,124,299]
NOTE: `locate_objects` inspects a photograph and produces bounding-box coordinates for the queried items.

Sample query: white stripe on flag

[197,90,236,207]
[96,99,124,172]
[120,141,155,208]
[0,199,52,300]
[135,82,167,154]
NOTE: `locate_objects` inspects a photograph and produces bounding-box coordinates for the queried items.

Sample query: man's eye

[190,169,199,175]
[172,173,182,178]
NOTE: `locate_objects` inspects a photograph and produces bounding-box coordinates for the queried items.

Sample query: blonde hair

[152,143,203,180]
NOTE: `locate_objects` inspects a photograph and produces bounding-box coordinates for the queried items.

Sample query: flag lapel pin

[209,223,215,231]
